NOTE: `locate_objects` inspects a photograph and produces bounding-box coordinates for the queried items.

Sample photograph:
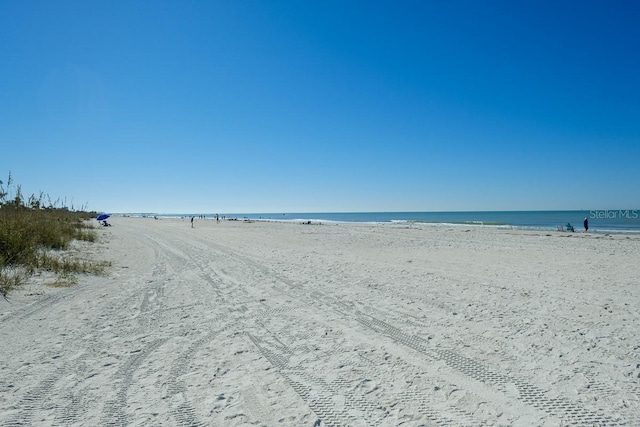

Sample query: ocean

[143,210,640,234]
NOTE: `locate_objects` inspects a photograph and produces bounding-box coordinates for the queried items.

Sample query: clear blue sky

[1,0,638,213]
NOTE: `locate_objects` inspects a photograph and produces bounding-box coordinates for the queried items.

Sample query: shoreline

[118,210,640,235]
[127,214,640,237]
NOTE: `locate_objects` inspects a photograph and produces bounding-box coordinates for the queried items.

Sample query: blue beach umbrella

[96,213,111,221]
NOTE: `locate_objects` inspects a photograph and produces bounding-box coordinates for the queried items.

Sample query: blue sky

[1,0,638,213]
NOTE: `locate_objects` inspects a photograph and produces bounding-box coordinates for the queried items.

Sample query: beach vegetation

[0,173,107,296]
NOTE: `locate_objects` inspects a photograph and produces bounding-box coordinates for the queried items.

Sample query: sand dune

[1,217,639,426]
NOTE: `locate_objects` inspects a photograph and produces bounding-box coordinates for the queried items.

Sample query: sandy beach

[1,217,639,426]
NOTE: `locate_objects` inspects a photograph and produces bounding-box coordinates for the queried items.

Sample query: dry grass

[0,174,106,295]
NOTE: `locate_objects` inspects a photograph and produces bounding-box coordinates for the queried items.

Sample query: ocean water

[147,210,640,234]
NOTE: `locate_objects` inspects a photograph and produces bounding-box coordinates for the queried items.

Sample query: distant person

[584,217,589,233]
[216,213,219,223]
[191,216,194,228]
[566,222,575,232]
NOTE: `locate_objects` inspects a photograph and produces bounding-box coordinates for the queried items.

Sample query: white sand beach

[1,217,639,426]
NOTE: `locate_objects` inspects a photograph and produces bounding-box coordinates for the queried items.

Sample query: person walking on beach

[191,216,194,228]
[584,217,589,233]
